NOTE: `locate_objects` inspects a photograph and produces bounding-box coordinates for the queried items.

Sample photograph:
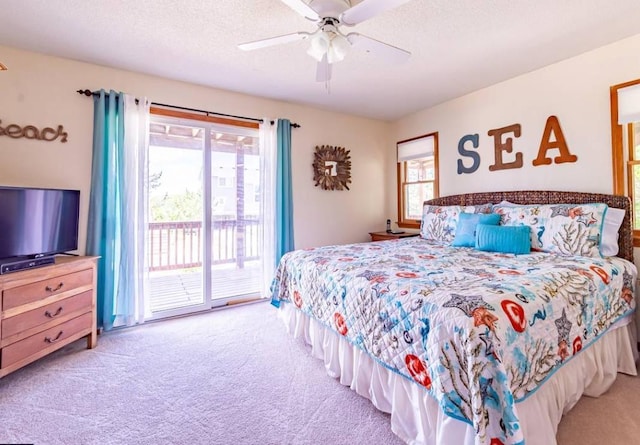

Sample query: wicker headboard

[425,190,633,263]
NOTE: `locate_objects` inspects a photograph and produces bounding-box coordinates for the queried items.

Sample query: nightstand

[369,231,420,242]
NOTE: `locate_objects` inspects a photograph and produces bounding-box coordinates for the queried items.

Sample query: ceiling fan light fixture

[327,33,350,63]
[307,31,350,64]
[307,32,330,61]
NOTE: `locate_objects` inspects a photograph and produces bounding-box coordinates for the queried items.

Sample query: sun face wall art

[312,145,352,191]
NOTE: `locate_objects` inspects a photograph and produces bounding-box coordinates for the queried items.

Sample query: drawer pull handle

[44,307,64,318]
[45,282,64,292]
[44,331,64,343]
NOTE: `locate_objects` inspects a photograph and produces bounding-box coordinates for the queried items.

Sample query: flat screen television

[0,186,80,266]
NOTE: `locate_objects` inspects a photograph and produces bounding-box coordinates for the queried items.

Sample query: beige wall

[390,32,640,333]
[390,33,640,262]
[0,45,392,253]
[390,33,640,202]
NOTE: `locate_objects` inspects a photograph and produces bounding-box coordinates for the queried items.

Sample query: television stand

[0,256,56,275]
[0,256,98,379]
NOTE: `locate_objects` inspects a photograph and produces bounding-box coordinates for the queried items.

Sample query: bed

[270,190,638,445]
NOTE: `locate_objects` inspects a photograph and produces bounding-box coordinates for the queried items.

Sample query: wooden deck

[149,262,262,313]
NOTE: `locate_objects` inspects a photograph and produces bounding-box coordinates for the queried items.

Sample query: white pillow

[601,207,625,257]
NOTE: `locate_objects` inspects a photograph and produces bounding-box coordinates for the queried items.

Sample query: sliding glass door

[210,127,262,301]
[147,119,206,316]
[146,113,262,319]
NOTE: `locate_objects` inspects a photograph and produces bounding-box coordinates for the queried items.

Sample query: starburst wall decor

[312,145,351,191]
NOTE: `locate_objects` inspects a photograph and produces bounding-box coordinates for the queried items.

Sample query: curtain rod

[76,89,301,128]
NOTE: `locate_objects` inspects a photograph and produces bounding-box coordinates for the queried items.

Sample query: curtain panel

[86,90,149,331]
[271,119,294,308]
[259,121,277,299]
[275,119,294,263]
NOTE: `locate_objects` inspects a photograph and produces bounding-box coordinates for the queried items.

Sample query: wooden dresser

[0,256,98,378]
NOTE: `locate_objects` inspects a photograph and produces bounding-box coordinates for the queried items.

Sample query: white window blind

[397,136,434,162]
[618,83,640,125]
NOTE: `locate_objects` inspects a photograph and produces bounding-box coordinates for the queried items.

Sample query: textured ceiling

[0,0,639,121]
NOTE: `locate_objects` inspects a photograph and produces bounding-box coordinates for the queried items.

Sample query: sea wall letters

[457,115,577,174]
[0,119,68,143]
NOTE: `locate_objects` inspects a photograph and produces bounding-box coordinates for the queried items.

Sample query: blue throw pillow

[475,224,531,255]
[452,213,501,247]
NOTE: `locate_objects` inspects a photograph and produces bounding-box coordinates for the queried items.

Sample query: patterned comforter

[270,238,637,445]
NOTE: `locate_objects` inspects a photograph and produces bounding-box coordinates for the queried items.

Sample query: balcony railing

[148,218,260,272]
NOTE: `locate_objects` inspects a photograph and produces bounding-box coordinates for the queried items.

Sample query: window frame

[611,78,640,246]
[396,132,440,229]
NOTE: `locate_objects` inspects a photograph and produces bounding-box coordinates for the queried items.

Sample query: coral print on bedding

[270,238,636,445]
[421,204,493,243]
[493,203,608,257]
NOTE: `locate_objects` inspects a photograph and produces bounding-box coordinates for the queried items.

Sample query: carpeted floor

[0,301,637,445]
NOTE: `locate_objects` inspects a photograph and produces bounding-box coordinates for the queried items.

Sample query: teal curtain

[86,90,128,331]
[275,119,294,264]
[271,119,294,308]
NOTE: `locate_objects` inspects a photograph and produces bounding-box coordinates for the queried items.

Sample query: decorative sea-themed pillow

[493,203,608,257]
[421,203,492,244]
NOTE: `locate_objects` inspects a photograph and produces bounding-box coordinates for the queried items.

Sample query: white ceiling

[0,0,639,121]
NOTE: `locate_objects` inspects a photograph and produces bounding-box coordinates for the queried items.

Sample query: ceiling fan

[238,0,413,82]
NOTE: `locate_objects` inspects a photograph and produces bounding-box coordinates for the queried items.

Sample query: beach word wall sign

[0,119,68,143]
[457,115,576,174]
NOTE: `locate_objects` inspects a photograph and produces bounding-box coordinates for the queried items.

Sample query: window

[397,133,439,228]
[611,79,640,245]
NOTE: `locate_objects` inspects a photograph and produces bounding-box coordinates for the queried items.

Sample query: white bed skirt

[278,304,638,445]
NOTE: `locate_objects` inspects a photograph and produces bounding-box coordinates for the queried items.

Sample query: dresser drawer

[2,269,93,311]
[1,312,92,369]
[1,290,93,340]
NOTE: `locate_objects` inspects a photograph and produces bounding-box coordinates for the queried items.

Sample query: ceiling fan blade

[280,0,320,21]
[340,0,413,26]
[238,32,310,51]
[316,55,332,82]
[347,33,411,64]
